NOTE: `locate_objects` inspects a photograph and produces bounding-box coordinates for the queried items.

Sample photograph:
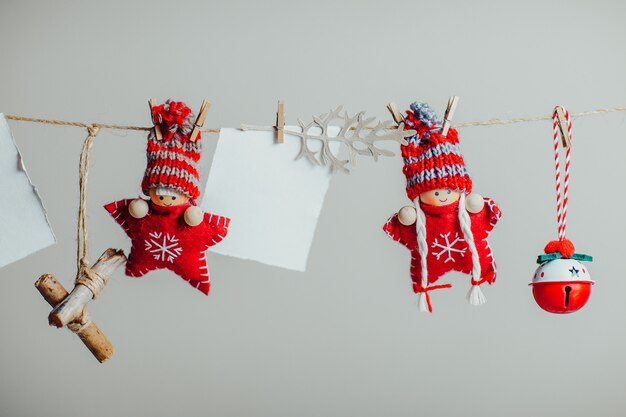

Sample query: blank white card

[0,114,56,269]
[201,127,336,271]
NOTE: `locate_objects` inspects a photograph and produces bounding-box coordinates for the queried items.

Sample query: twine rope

[74,125,108,298]
[4,115,220,133]
[454,106,626,128]
[75,266,109,300]
[4,105,626,133]
[77,125,98,269]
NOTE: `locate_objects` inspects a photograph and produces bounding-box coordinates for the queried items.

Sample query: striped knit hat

[402,102,487,310]
[401,102,472,201]
[142,100,201,201]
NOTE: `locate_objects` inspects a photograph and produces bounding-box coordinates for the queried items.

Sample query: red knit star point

[383,198,501,293]
[104,199,229,295]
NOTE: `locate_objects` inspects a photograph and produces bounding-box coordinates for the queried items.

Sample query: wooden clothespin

[189,100,211,142]
[148,99,164,141]
[554,106,572,148]
[276,100,285,144]
[386,102,405,125]
[441,96,459,136]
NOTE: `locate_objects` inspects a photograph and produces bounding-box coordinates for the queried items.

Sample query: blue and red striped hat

[401,102,473,201]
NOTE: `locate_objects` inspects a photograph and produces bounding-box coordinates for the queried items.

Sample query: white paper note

[201,127,337,271]
[0,114,56,269]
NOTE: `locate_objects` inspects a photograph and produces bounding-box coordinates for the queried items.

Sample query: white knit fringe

[466,285,487,306]
[417,292,430,312]
[414,199,429,291]
[458,193,481,279]
[415,200,431,312]
[458,193,485,306]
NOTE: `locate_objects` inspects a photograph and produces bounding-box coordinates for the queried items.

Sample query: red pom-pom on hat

[150,100,198,142]
[544,239,575,258]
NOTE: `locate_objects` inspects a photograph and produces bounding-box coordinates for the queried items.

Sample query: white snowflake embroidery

[144,232,183,263]
[431,232,466,263]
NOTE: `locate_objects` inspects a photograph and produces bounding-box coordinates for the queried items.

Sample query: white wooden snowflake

[431,232,466,263]
[145,232,183,263]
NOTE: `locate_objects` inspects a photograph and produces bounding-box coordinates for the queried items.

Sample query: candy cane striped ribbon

[552,106,572,241]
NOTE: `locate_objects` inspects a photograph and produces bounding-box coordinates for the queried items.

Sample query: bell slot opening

[564,285,572,307]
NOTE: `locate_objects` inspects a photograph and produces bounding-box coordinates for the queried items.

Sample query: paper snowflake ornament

[242,105,415,173]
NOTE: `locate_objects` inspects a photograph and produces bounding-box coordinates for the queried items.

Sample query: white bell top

[531,259,594,284]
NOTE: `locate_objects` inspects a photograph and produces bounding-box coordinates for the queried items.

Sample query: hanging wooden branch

[242,106,415,173]
[33,126,127,363]
[35,249,125,362]
[35,272,115,363]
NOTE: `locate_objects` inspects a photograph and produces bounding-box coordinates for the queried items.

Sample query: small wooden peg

[387,102,404,125]
[441,96,459,136]
[148,99,164,141]
[276,100,285,144]
[189,100,211,142]
[555,107,571,148]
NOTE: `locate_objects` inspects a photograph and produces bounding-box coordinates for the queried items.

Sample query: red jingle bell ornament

[530,106,593,314]
[532,241,594,314]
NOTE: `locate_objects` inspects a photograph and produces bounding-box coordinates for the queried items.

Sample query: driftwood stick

[48,248,126,327]
[35,273,115,363]
[49,285,93,327]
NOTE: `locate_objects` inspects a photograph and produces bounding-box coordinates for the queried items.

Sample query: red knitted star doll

[104,100,229,295]
[383,102,502,312]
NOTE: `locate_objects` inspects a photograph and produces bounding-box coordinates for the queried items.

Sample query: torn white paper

[201,127,338,271]
[0,114,56,269]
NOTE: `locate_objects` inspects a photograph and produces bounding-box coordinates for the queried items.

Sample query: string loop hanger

[551,106,573,241]
[76,124,100,274]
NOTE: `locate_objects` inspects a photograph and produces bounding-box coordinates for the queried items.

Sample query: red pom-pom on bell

[544,239,575,258]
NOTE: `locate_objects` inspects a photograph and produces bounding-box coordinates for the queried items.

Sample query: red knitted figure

[383,102,502,312]
[104,100,230,295]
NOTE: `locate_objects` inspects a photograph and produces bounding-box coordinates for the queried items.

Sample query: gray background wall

[1,1,625,416]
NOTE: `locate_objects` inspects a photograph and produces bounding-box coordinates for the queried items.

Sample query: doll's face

[149,188,189,207]
[419,188,460,206]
